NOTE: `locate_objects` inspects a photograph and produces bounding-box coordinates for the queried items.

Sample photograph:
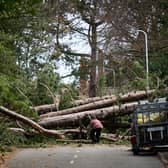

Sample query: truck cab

[130,98,168,155]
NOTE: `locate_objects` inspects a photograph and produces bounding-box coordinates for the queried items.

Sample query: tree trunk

[74,94,115,106]
[102,121,130,129]
[33,104,57,115]
[89,23,97,97]
[0,106,63,139]
[38,102,138,128]
[79,57,89,97]
[40,90,154,119]
[34,94,116,115]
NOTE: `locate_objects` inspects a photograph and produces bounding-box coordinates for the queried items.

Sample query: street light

[137,29,149,90]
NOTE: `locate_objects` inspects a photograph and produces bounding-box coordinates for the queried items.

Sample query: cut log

[57,128,87,134]
[55,139,91,144]
[101,135,117,142]
[0,106,63,139]
[39,102,138,128]
[102,133,130,141]
[40,90,154,119]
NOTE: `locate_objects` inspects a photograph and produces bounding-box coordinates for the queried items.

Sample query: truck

[130,98,168,155]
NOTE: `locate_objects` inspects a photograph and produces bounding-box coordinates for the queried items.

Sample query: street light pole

[137,29,149,90]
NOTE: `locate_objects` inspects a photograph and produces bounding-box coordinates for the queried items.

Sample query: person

[89,115,103,143]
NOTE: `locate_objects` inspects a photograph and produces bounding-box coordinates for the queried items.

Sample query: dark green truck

[130,98,168,155]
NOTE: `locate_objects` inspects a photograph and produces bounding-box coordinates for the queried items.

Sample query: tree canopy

[0,0,167,111]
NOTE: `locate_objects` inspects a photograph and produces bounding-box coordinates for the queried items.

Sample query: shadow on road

[127,147,168,156]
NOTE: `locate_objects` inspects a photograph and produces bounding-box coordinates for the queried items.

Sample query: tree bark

[89,22,97,97]
[0,106,63,139]
[33,104,57,115]
[40,90,154,119]
[8,127,26,135]
[34,95,116,116]
[38,102,138,128]
[75,94,115,106]
[34,94,116,115]
[102,121,130,129]
[79,57,89,97]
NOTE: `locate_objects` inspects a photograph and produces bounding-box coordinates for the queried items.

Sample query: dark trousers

[90,128,102,143]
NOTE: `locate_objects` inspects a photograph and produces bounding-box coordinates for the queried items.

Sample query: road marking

[74,154,78,158]
[70,160,74,164]
[69,148,81,165]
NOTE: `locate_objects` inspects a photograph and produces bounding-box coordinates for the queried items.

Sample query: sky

[56,33,90,84]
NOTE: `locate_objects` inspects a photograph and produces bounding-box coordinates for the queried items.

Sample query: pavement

[158,152,168,168]
[1,145,167,168]
[6,145,163,168]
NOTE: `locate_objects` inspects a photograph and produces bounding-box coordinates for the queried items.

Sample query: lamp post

[137,29,149,90]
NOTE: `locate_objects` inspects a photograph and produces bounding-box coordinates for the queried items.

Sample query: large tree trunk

[38,102,138,128]
[0,106,63,139]
[40,90,154,119]
[74,94,115,106]
[34,95,116,115]
[89,22,97,97]
[79,57,89,97]
[33,104,57,115]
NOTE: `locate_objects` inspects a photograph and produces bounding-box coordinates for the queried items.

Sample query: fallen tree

[40,90,154,119]
[39,102,138,128]
[0,106,63,139]
[73,95,116,106]
[33,104,58,115]
[33,95,116,115]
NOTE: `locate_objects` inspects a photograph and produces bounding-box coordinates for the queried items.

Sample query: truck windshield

[136,110,168,124]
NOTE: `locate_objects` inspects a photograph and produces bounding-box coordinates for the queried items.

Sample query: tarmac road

[7,145,163,168]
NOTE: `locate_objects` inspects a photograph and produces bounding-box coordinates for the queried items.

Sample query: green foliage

[0,0,41,19]
[130,77,146,90]
[159,0,168,30]
[28,63,61,105]
[0,119,27,152]
[0,119,59,152]
[150,53,168,79]
[0,0,168,150]
[0,75,37,119]
[0,32,18,77]
[59,84,79,109]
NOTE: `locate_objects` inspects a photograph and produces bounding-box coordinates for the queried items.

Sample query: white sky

[56,34,90,84]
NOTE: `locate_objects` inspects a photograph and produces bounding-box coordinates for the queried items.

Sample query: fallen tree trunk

[102,133,130,141]
[33,95,116,115]
[102,121,130,129]
[55,139,90,144]
[74,95,116,106]
[0,106,63,139]
[101,134,117,142]
[33,104,57,115]
[39,102,138,128]
[40,90,154,119]
[8,127,26,135]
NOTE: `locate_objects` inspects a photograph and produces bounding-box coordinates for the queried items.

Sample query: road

[7,145,163,168]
